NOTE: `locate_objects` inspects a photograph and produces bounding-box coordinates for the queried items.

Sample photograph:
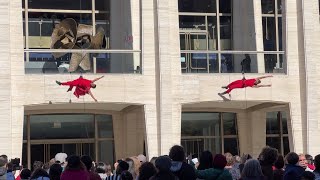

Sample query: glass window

[262,17,276,51]
[179,16,206,30]
[282,112,288,134]
[266,112,280,134]
[220,16,232,50]
[283,137,290,155]
[224,138,238,155]
[277,0,283,14]
[181,113,220,136]
[99,141,114,164]
[28,0,92,10]
[278,17,283,51]
[30,114,95,139]
[223,113,237,135]
[219,0,231,13]
[261,0,274,14]
[266,137,281,152]
[23,116,27,140]
[178,0,216,13]
[97,115,113,138]
[95,0,110,11]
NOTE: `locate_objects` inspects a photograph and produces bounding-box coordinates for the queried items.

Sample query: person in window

[241,54,251,73]
[56,75,104,102]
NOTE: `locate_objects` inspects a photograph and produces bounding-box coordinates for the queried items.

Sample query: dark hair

[49,163,63,180]
[197,151,213,170]
[169,145,185,161]
[285,152,299,165]
[30,168,49,179]
[20,168,32,179]
[305,154,313,165]
[274,155,284,169]
[301,171,315,180]
[138,162,157,180]
[65,155,85,171]
[7,162,14,172]
[314,154,320,170]
[258,146,278,165]
[80,155,93,171]
[155,156,172,172]
[213,154,227,169]
[150,157,158,166]
[121,170,133,180]
[33,161,43,171]
[116,161,129,175]
[96,162,106,174]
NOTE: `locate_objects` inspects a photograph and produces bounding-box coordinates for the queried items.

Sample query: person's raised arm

[92,75,104,83]
[88,90,98,102]
[256,75,273,80]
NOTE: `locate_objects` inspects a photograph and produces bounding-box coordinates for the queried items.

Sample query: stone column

[248,111,267,157]
[237,112,251,155]
[144,104,159,159]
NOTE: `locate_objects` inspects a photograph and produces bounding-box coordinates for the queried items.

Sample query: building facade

[1,0,320,168]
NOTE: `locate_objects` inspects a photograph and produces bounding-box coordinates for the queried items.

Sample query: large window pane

[261,0,275,14]
[224,138,239,155]
[219,53,258,73]
[30,114,95,139]
[262,17,276,51]
[95,0,110,11]
[220,16,232,50]
[99,141,114,164]
[282,112,288,134]
[219,0,231,13]
[283,137,290,155]
[179,16,206,30]
[208,16,218,50]
[28,0,92,10]
[277,0,283,14]
[23,116,27,140]
[222,113,237,135]
[266,112,280,134]
[278,17,283,51]
[181,113,220,136]
[178,0,216,13]
[181,138,221,158]
[266,137,281,153]
[97,115,113,138]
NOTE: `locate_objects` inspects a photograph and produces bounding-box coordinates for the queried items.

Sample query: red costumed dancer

[218,75,273,96]
[56,75,104,102]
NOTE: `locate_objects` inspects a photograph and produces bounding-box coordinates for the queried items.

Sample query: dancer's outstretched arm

[92,76,104,83]
[256,75,273,80]
[254,84,271,88]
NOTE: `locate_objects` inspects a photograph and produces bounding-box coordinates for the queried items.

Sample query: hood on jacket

[170,161,183,172]
[0,167,6,176]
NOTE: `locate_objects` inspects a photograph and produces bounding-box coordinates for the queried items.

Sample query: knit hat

[155,156,172,172]
[213,154,227,169]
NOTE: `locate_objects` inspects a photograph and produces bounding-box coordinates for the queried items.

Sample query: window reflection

[178,0,216,13]
[28,0,92,10]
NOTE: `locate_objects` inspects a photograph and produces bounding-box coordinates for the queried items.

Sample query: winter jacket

[170,161,196,180]
[273,169,284,180]
[6,172,15,180]
[283,164,305,180]
[195,168,233,180]
[313,170,320,180]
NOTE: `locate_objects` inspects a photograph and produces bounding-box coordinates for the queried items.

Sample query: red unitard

[225,78,256,93]
[61,76,92,98]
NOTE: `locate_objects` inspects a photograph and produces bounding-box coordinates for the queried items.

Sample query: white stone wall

[2,0,320,161]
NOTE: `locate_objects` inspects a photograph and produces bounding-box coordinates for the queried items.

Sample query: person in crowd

[273,155,284,180]
[195,154,232,180]
[49,163,63,180]
[33,161,44,172]
[258,146,279,180]
[283,152,305,180]
[169,145,196,180]
[125,157,141,179]
[306,154,315,171]
[313,154,320,180]
[0,156,7,180]
[107,160,129,180]
[43,162,51,174]
[137,162,157,180]
[218,75,272,96]
[137,154,147,165]
[150,157,158,167]
[81,155,102,180]
[20,168,32,180]
[301,171,315,180]
[30,168,50,180]
[197,151,213,170]
[120,170,133,180]
[6,162,15,180]
[240,159,266,180]
[149,156,178,180]
[60,155,89,180]
[105,163,113,177]
[239,154,252,173]
[234,156,241,164]
[300,154,314,172]
[55,153,68,169]
[96,162,108,180]
[225,152,241,180]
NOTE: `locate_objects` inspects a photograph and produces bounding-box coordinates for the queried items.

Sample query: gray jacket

[0,167,7,180]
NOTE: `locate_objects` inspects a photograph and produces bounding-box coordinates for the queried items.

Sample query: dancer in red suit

[218,75,273,96]
[56,75,104,102]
